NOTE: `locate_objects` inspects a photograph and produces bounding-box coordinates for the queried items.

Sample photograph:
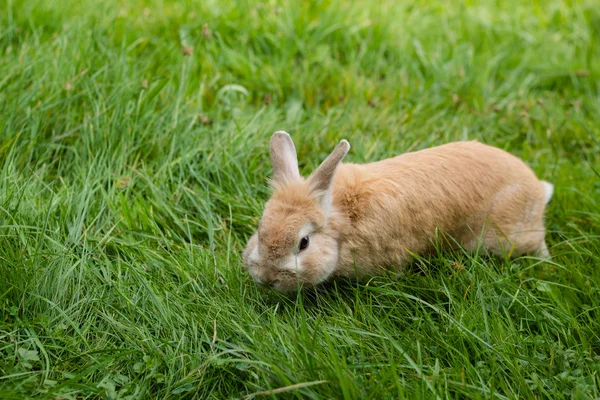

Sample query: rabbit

[242,131,553,292]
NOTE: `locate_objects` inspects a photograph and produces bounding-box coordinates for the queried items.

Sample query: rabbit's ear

[270,131,300,184]
[308,139,350,193]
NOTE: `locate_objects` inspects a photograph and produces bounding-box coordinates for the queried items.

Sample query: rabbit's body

[242,132,552,292]
[330,141,551,279]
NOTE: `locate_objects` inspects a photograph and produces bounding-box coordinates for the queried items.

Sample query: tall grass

[1,0,599,398]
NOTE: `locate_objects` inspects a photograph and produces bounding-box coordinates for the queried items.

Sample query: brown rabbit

[242,131,553,292]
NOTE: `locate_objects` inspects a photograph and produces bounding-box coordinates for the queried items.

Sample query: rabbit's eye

[298,235,310,252]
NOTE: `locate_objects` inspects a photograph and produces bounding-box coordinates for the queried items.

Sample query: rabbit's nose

[253,276,271,287]
[260,277,280,288]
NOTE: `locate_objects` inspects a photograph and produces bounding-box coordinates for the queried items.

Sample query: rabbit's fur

[242,131,553,292]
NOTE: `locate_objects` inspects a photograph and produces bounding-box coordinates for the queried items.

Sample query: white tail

[541,181,554,205]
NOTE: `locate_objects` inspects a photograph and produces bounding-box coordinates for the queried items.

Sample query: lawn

[1,0,599,398]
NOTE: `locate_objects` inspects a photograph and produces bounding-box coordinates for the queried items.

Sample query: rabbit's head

[242,132,350,292]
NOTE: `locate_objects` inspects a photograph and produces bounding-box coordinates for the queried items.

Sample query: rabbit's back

[330,141,549,277]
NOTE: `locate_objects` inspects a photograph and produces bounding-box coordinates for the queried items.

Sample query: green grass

[1,0,599,398]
